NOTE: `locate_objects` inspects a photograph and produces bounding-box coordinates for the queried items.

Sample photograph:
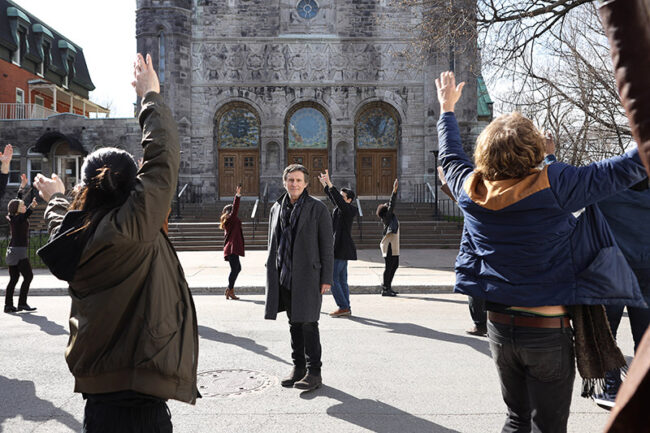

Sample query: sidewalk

[0,249,458,296]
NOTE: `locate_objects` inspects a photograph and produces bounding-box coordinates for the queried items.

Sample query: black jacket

[381,191,399,235]
[324,185,358,261]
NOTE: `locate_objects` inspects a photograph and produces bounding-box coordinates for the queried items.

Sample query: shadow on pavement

[18,312,68,336]
[198,325,291,365]
[403,295,468,305]
[349,316,491,357]
[0,375,81,432]
[236,299,265,306]
[301,385,461,433]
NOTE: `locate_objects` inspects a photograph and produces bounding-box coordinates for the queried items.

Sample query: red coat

[223,195,245,257]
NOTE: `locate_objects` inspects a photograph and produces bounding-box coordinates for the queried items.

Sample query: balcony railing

[0,103,59,120]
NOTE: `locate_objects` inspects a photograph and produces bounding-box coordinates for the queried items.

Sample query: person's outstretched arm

[387,179,398,215]
[33,173,67,237]
[232,185,241,218]
[0,144,12,200]
[435,71,473,200]
[116,53,179,241]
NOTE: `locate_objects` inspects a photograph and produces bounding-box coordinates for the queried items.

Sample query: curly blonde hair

[474,113,546,181]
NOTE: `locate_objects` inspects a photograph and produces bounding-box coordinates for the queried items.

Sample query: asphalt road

[0,294,629,433]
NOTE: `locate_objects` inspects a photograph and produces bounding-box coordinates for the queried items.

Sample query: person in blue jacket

[595,181,650,407]
[436,71,647,433]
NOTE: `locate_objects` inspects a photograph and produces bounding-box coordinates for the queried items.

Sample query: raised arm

[386,179,398,214]
[0,144,12,200]
[436,71,474,200]
[116,53,179,241]
[232,186,241,218]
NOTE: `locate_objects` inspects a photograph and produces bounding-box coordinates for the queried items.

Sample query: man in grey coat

[265,164,334,391]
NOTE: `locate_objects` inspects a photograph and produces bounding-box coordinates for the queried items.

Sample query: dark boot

[4,305,17,313]
[381,286,396,297]
[280,367,306,388]
[293,372,322,391]
[17,304,36,312]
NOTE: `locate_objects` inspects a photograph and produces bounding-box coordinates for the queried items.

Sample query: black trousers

[383,244,399,290]
[226,254,241,289]
[83,391,172,433]
[5,258,33,307]
[280,286,322,373]
[468,296,487,327]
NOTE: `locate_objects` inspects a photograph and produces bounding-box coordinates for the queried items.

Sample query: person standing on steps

[4,174,37,313]
[265,164,333,392]
[221,185,244,300]
[376,179,400,297]
[318,169,357,318]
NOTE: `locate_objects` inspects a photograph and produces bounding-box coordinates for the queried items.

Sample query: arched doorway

[355,102,399,196]
[215,102,260,197]
[33,132,88,192]
[285,103,330,191]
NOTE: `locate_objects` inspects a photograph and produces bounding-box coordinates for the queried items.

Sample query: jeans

[469,296,486,327]
[331,259,350,309]
[5,258,33,307]
[226,254,241,289]
[83,391,172,433]
[280,286,322,373]
[488,321,575,433]
[383,245,399,290]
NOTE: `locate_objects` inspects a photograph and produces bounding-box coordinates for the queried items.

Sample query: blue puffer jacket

[598,187,650,270]
[438,112,648,307]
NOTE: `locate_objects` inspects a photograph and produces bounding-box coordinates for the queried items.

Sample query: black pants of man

[82,391,172,433]
[5,258,33,308]
[488,321,575,433]
[280,286,322,374]
[226,254,241,289]
[383,244,399,290]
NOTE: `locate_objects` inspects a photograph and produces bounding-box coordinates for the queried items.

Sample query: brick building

[0,0,109,192]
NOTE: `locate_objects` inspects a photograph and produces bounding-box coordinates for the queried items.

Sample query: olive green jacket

[43,92,199,404]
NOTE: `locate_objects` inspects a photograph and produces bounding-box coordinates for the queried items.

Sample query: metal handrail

[356,197,363,241]
[262,183,269,217]
[178,183,189,199]
[251,198,260,240]
[425,182,437,203]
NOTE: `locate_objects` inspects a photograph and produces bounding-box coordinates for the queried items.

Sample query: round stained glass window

[356,106,398,149]
[218,107,259,148]
[297,0,319,20]
[288,107,328,149]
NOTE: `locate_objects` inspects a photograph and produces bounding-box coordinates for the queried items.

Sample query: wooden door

[356,150,397,196]
[287,149,328,193]
[219,150,259,197]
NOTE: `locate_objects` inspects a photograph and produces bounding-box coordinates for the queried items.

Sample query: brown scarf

[569,305,628,398]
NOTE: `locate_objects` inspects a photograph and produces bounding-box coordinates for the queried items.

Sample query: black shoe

[293,373,322,391]
[17,304,36,312]
[281,367,306,388]
[466,324,487,336]
[4,305,17,313]
[381,289,397,297]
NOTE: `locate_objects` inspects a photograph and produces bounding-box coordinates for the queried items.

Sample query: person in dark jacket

[376,179,399,297]
[436,71,647,433]
[594,181,650,408]
[33,53,199,433]
[4,174,37,313]
[0,144,14,200]
[221,185,244,300]
[318,169,357,317]
[265,164,333,392]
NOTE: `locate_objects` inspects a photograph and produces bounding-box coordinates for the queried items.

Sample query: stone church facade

[136,0,479,200]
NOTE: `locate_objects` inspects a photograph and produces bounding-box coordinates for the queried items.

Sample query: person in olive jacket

[33,53,199,432]
[265,164,334,392]
[318,169,357,317]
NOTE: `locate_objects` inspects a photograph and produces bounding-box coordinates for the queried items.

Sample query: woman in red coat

[220,185,244,299]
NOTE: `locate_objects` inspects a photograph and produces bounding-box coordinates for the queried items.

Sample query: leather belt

[488,311,571,329]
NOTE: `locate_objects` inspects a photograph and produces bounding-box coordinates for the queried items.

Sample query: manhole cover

[197,369,274,397]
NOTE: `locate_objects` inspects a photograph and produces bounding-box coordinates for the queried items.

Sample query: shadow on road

[403,295,468,305]
[0,375,81,432]
[198,325,291,365]
[18,312,68,336]
[235,298,265,306]
[349,316,490,357]
[301,385,461,433]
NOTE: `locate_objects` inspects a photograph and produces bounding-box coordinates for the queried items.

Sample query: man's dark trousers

[280,286,322,373]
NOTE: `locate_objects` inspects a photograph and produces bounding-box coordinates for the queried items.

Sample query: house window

[28,158,43,183]
[16,88,24,104]
[62,74,68,89]
[12,29,26,65]
[37,60,44,76]
[43,41,51,71]
[158,32,165,84]
[7,151,21,185]
[34,95,44,106]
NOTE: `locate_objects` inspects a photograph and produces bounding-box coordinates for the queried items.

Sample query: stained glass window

[288,107,328,149]
[297,0,319,19]
[356,105,398,149]
[218,107,260,148]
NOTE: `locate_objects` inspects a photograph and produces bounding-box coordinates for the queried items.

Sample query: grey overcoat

[265,193,334,322]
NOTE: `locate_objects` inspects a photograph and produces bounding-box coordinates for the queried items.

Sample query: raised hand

[393,178,399,192]
[544,130,556,156]
[20,173,28,189]
[0,144,13,174]
[132,53,160,97]
[236,185,242,196]
[30,197,37,208]
[33,173,65,202]
[435,71,465,113]
[318,173,327,187]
